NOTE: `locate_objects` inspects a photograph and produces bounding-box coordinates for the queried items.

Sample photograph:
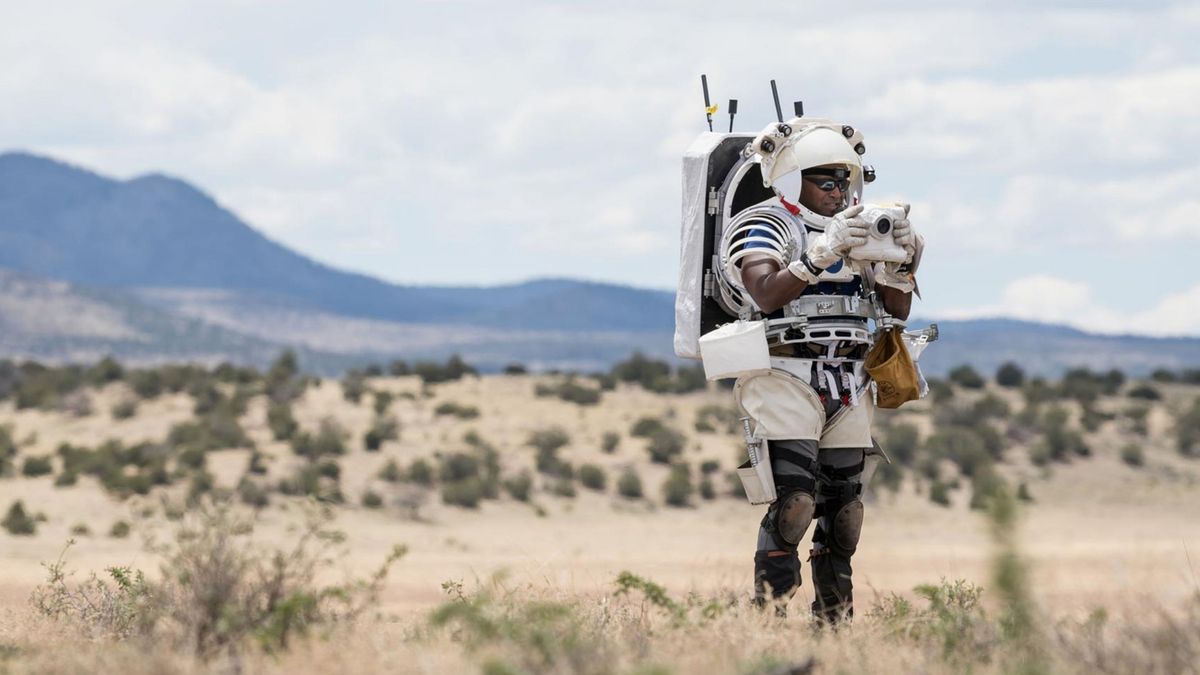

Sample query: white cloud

[0,1,1198,332]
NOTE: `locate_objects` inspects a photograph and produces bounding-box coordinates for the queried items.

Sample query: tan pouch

[864,327,920,409]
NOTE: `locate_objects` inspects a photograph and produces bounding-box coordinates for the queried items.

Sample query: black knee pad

[772,490,816,549]
[754,550,801,601]
[829,499,864,557]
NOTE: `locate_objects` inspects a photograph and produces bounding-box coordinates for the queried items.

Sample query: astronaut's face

[799,165,850,217]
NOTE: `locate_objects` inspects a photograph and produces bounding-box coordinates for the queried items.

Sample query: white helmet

[752,119,866,231]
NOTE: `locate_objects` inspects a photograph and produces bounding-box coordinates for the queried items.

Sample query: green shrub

[694,404,739,435]
[442,479,483,508]
[646,427,686,465]
[111,398,138,420]
[439,452,480,483]
[662,463,694,507]
[699,459,721,475]
[535,378,602,406]
[434,401,480,419]
[341,370,367,404]
[109,520,131,538]
[362,490,384,509]
[617,467,643,499]
[929,480,952,507]
[414,355,477,384]
[630,416,667,438]
[408,459,434,486]
[926,378,954,402]
[22,454,54,478]
[698,477,716,500]
[948,365,985,389]
[378,459,403,483]
[388,359,410,376]
[995,362,1025,388]
[601,431,620,454]
[236,476,269,508]
[1124,383,1159,401]
[54,469,79,487]
[578,464,607,491]
[971,394,1011,420]
[968,467,1006,511]
[69,522,91,536]
[277,464,342,503]
[364,415,400,451]
[1120,443,1145,467]
[2,500,36,535]
[372,390,394,415]
[885,423,920,464]
[246,450,268,475]
[1175,397,1200,457]
[503,471,533,502]
[267,402,298,441]
[527,427,570,454]
[291,418,347,460]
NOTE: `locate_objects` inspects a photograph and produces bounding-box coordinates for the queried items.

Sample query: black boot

[809,550,853,624]
[753,550,800,617]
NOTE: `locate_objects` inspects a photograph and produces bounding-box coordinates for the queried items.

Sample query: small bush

[578,464,607,491]
[698,477,716,500]
[434,401,480,419]
[601,431,620,454]
[292,418,347,460]
[372,390,394,415]
[885,423,920,464]
[662,463,694,507]
[1178,397,1200,457]
[1127,384,1161,401]
[1120,443,1145,467]
[69,523,91,536]
[362,490,384,509]
[267,402,298,441]
[341,370,368,404]
[109,520,131,538]
[948,365,985,389]
[630,416,667,438]
[3,500,37,535]
[236,476,270,508]
[33,505,404,657]
[22,454,54,478]
[617,467,643,499]
[646,427,686,464]
[995,362,1025,388]
[408,459,434,486]
[414,355,477,384]
[378,459,403,483]
[535,378,602,406]
[503,471,533,502]
[364,415,400,452]
[929,480,951,507]
[111,398,138,420]
[442,479,483,508]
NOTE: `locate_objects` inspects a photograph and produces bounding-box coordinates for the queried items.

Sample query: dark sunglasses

[804,176,850,192]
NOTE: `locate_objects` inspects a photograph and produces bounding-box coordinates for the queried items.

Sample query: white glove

[889,202,917,262]
[806,204,869,270]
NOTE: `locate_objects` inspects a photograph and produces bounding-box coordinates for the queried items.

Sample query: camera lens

[876,217,891,235]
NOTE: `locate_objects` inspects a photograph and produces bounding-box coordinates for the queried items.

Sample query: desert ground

[0,362,1198,673]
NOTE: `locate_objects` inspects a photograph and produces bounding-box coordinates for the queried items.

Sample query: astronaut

[734,122,922,621]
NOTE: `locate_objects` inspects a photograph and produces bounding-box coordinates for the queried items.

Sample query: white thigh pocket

[820,391,874,449]
[734,370,825,441]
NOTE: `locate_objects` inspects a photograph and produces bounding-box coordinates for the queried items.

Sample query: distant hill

[0,152,673,332]
[0,150,1196,376]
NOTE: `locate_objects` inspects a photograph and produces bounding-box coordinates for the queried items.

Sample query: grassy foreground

[0,494,1196,675]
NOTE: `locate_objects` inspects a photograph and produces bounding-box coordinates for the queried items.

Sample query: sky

[1,1,1198,336]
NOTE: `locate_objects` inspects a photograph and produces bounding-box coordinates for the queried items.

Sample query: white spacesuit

[674,115,931,622]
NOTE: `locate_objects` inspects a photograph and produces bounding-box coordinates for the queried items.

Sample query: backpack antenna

[770,80,783,123]
[700,74,714,132]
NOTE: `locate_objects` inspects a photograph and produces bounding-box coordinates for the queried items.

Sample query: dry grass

[0,370,1198,673]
